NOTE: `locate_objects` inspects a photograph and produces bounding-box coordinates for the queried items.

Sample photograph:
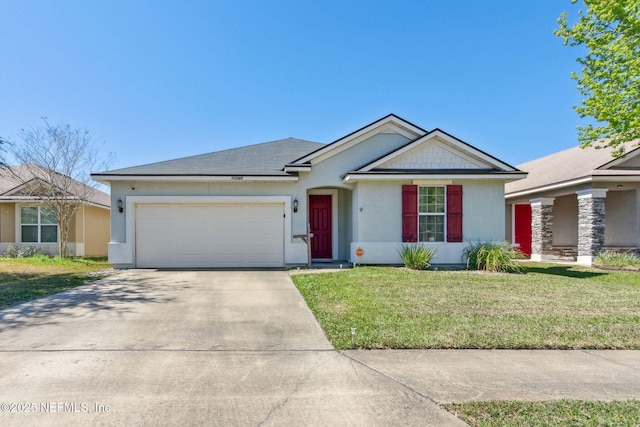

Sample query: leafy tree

[555,0,640,156]
[0,119,111,257]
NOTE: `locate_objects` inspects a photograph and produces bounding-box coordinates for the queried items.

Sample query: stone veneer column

[530,198,555,262]
[576,188,608,265]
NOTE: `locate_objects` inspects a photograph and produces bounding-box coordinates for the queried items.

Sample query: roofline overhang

[505,174,640,199]
[0,196,110,210]
[91,174,299,185]
[343,172,528,183]
[283,164,312,172]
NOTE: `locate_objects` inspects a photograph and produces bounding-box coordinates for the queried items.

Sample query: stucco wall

[84,206,110,256]
[351,179,506,264]
[605,190,637,246]
[552,195,578,246]
[0,203,15,243]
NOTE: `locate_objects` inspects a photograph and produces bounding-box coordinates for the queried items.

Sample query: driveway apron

[0,270,462,426]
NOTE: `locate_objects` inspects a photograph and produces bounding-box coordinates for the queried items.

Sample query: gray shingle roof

[505,142,640,195]
[0,164,110,208]
[95,138,325,177]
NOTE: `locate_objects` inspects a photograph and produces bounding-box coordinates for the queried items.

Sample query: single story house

[505,142,640,265]
[92,114,526,269]
[0,164,111,257]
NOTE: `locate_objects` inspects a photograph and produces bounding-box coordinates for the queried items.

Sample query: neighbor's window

[418,187,445,242]
[21,206,58,243]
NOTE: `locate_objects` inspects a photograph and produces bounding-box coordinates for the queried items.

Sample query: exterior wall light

[293,198,299,213]
[117,198,124,213]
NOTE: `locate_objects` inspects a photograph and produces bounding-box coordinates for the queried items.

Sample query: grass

[444,400,640,426]
[291,263,640,350]
[595,250,640,269]
[0,255,112,310]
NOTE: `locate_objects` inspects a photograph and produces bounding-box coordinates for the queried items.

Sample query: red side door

[514,204,532,256]
[309,195,332,259]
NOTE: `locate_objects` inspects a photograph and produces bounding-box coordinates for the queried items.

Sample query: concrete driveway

[0,270,463,426]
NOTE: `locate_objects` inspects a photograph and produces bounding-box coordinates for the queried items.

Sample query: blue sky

[0,1,585,171]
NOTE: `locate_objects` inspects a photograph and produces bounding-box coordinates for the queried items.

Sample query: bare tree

[0,119,112,257]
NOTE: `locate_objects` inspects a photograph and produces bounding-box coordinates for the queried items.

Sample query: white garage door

[135,203,284,268]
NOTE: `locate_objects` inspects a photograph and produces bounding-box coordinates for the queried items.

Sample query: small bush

[3,245,40,258]
[398,244,436,270]
[595,250,640,268]
[464,241,525,273]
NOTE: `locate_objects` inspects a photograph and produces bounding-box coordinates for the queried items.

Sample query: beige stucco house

[93,114,525,269]
[505,143,640,265]
[0,165,111,257]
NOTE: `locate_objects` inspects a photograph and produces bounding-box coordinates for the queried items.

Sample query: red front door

[309,195,332,259]
[514,204,532,256]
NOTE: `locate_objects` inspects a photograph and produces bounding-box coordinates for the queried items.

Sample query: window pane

[41,225,58,243]
[40,209,57,224]
[21,207,38,224]
[419,216,444,242]
[419,187,445,213]
[21,225,38,242]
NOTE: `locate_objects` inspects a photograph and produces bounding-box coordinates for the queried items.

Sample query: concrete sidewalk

[344,349,640,403]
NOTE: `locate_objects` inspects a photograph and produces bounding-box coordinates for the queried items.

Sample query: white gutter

[344,172,527,183]
[91,175,299,185]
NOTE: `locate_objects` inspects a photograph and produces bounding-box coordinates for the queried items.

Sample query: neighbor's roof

[94,138,325,178]
[505,142,640,197]
[0,164,110,208]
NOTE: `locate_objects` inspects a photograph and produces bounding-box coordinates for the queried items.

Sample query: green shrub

[595,250,640,268]
[398,244,436,270]
[464,241,525,273]
[3,245,40,258]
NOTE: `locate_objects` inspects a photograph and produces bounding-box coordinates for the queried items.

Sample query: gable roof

[355,128,519,172]
[505,142,640,198]
[287,114,427,167]
[0,164,111,208]
[93,138,324,182]
[342,128,525,182]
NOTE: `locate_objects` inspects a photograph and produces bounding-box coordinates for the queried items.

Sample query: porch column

[530,198,554,262]
[576,188,608,265]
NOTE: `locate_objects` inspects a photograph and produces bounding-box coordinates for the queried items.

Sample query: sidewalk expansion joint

[339,350,444,407]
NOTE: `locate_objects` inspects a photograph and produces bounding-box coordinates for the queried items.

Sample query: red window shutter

[446,185,463,242]
[402,185,418,242]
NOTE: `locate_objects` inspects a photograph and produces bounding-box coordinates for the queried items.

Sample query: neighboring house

[505,143,640,265]
[0,165,111,257]
[92,114,525,269]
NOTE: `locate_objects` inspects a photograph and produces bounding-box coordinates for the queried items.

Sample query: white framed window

[20,206,58,243]
[418,187,445,242]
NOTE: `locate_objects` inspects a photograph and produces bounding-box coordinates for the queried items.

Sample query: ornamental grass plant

[398,244,436,270]
[464,241,525,273]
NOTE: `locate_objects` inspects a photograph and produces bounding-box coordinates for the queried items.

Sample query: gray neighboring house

[505,143,640,265]
[92,114,525,269]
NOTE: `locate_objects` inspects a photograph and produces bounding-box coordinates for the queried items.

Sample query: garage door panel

[135,203,284,268]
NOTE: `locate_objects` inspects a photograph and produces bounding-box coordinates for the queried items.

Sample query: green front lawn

[291,263,640,350]
[0,255,113,310]
[444,400,640,426]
